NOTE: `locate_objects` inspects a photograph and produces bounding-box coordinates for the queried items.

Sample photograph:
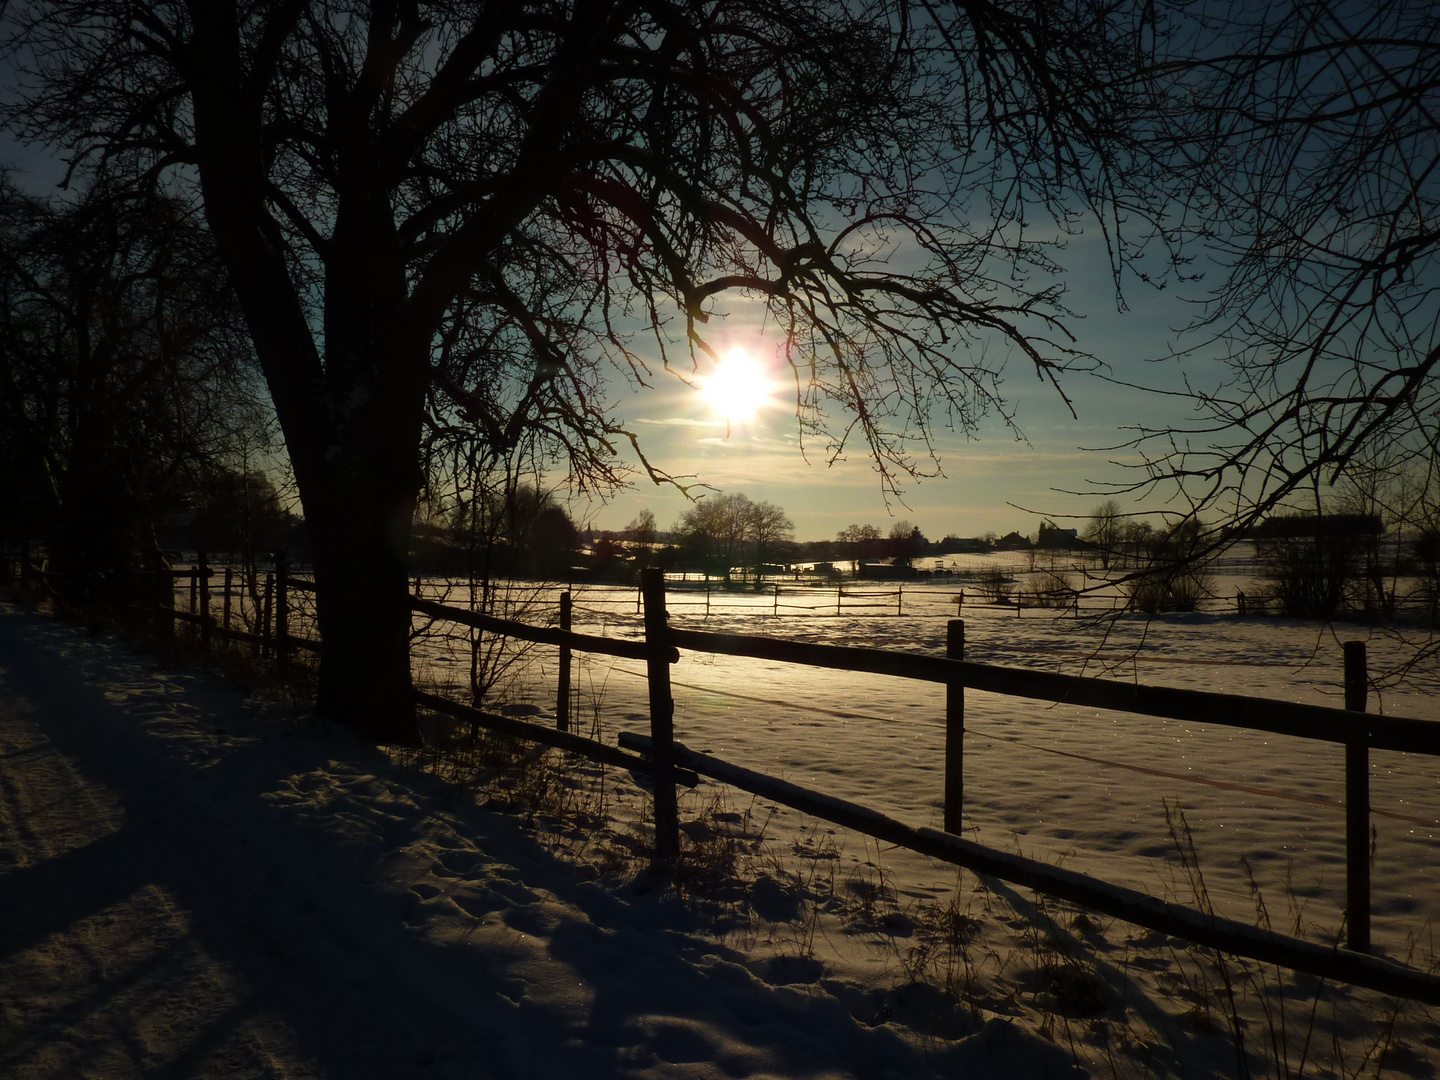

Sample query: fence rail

[666,627,1440,754]
[8,549,1440,1001]
[407,567,1440,1002]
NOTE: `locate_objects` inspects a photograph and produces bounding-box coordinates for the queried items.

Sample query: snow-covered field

[5,563,1439,1079]
[407,570,1440,1076]
[415,572,1440,948]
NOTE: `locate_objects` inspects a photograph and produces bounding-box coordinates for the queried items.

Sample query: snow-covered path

[0,604,1083,1080]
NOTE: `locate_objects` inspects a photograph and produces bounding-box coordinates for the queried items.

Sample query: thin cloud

[631,416,723,428]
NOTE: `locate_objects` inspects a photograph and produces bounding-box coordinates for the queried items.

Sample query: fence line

[8,548,1440,1001]
[406,567,1440,1002]
[614,732,1440,1004]
[14,543,1425,626]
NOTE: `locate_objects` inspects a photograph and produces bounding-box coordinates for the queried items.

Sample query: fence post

[557,591,572,732]
[189,560,199,634]
[261,573,274,657]
[774,582,779,616]
[274,551,290,666]
[222,567,233,647]
[898,585,903,616]
[945,619,965,834]
[152,550,173,641]
[641,567,680,866]
[1344,639,1370,953]
[837,584,842,616]
[198,550,211,651]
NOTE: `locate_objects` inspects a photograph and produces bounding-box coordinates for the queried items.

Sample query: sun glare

[702,348,772,426]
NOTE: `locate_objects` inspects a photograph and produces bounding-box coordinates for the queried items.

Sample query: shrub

[1026,569,1076,609]
[1258,534,1362,618]
[1126,570,1213,613]
[977,568,1016,604]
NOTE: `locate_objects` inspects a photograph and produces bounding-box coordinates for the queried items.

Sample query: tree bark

[308,494,419,746]
[286,331,427,746]
[183,6,429,746]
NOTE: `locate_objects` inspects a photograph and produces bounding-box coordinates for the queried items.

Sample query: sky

[572,245,1208,543]
[1,85,1214,546]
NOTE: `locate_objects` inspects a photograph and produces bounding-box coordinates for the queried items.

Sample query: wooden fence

[653,580,914,617]
[410,569,1440,1005]
[10,550,1440,1003]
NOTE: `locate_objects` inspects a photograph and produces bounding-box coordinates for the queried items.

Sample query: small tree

[1082,501,1124,570]
[676,494,753,582]
[747,501,794,580]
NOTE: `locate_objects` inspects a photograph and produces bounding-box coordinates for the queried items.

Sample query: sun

[702,348,772,427]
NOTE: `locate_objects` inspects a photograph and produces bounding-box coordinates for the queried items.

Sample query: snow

[3,572,1439,1078]
[417,576,1440,943]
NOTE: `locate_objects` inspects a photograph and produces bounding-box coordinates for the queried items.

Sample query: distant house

[1037,523,1080,550]
[1247,513,1382,540]
[994,531,1032,551]
[857,558,920,579]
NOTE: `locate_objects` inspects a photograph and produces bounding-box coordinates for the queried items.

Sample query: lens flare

[702,348,772,425]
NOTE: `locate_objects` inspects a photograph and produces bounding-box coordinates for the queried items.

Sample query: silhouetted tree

[1081,501,1123,570]
[676,493,753,581]
[0,179,265,598]
[747,500,794,578]
[626,509,658,546]
[1123,1,1440,534]
[837,524,884,563]
[6,1,1172,741]
[625,508,658,567]
[887,520,925,562]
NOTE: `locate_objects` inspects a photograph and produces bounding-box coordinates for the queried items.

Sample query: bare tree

[887,519,924,562]
[837,523,884,566]
[1334,452,1425,621]
[0,178,266,597]
[676,493,753,582]
[746,500,794,579]
[1081,500,1123,570]
[1117,1,1440,535]
[625,509,657,546]
[624,508,658,567]
[5,1,1171,742]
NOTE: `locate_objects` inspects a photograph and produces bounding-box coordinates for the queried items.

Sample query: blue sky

[3,119,1211,544]
[575,243,1207,542]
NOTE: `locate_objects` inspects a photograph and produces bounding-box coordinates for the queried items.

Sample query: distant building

[1037,523,1080,550]
[1247,513,1382,540]
[857,558,920,579]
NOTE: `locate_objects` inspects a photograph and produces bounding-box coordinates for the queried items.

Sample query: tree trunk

[306,466,422,747]
[185,8,430,747]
